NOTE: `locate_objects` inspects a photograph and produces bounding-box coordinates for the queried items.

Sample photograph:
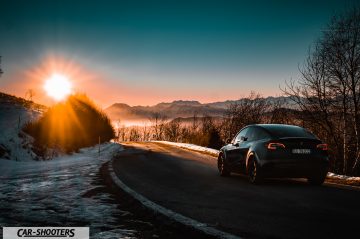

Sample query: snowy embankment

[157,141,360,183]
[0,142,137,239]
[0,101,41,161]
[155,141,219,157]
[327,172,360,183]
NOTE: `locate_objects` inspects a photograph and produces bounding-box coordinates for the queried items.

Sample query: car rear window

[264,125,317,139]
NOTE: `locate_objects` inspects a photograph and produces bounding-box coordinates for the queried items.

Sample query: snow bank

[0,102,41,161]
[155,141,219,157]
[0,143,119,177]
[327,172,360,182]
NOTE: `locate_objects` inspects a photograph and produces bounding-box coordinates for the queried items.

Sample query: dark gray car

[218,124,329,184]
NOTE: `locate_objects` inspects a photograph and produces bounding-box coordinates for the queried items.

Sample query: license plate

[292,149,311,154]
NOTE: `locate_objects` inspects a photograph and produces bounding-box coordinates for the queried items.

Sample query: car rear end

[254,125,329,180]
[258,137,329,178]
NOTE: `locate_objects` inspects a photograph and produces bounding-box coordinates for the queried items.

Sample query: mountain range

[104,96,297,124]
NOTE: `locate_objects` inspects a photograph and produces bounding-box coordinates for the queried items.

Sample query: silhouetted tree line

[115,92,290,153]
[115,115,223,150]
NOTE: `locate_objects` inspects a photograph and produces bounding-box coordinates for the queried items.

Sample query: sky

[0,0,358,107]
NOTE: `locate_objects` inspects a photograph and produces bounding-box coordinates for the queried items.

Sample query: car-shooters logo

[2,227,89,239]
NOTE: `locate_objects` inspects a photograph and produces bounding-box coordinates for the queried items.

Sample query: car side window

[245,127,256,142]
[257,128,270,140]
[233,128,249,143]
[246,127,269,141]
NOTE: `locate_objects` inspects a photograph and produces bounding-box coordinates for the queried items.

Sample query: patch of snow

[0,102,41,161]
[327,172,360,182]
[93,228,137,239]
[0,142,138,238]
[155,141,219,157]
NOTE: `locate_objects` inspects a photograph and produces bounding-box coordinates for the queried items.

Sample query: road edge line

[108,160,242,239]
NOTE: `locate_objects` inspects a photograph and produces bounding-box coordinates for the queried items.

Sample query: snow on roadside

[0,142,137,239]
[327,172,360,182]
[156,141,360,182]
[0,102,41,161]
[155,141,219,157]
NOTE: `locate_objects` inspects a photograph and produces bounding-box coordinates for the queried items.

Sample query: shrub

[23,94,115,155]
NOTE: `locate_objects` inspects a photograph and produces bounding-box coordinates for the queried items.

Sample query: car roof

[245,124,318,139]
[251,124,304,130]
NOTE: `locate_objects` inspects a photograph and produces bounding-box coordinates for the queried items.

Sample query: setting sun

[44,74,72,101]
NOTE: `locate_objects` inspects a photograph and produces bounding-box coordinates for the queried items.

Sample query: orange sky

[1,54,280,108]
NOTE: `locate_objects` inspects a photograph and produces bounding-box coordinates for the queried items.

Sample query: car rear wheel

[218,154,230,177]
[248,160,263,184]
[307,172,327,185]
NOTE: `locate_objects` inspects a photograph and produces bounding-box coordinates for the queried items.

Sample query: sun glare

[44,74,72,101]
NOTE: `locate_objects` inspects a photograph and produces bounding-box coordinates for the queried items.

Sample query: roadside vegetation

[24,94,115,157]
[114,92,290,151]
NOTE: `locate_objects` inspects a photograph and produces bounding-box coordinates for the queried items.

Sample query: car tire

[218,154,230,177]
[307,172,327,185]
[248,159,263,184]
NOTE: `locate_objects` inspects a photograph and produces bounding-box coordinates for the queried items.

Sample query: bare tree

[25,89,36,102]
[283,7,360,174]
[223,92,270,140]
[282,46,343,166]
[191,113,199,132]
[0,56,3,77]
[164,119,181,141]
[114,119,122,142]
[268,97,294,124]
[129,127,141,141]
[141,122,151,141]
[149,112,168,140]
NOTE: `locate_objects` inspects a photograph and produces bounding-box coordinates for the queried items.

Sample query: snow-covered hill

[0,92,45,161]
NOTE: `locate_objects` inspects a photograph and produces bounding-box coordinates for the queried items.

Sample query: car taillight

[267,142,286,150]
[317,144,328,151]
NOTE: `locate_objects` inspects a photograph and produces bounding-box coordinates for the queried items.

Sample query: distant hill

[104,96,297,124]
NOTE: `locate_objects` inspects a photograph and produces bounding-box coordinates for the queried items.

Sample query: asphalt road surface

[112,142,360,239]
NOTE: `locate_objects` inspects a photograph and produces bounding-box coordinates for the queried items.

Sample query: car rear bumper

[259,158,329,178]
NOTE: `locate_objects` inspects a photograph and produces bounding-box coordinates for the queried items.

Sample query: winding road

[112,142,360,239]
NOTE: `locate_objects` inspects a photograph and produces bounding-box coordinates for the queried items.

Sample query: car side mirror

[226,138,232,144]
[241,136,248,142]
